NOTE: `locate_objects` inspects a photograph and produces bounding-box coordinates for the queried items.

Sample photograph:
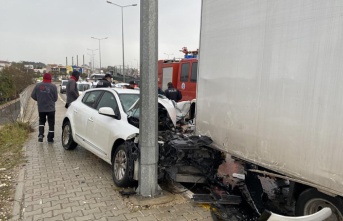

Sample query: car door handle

[88,117,93,122]
[73,109,78,113]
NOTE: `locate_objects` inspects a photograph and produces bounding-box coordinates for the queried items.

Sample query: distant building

[0,60,11,71]
[24,64,34,69]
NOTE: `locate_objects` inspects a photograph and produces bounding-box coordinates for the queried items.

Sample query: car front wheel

[112,144,133,187]
[62,121,78,150]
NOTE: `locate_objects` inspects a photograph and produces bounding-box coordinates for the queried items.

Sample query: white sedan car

[61,88,176,187]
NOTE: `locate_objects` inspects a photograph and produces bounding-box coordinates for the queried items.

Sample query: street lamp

[106,1,137,82]
[87,48,98,73]
[91,37,108,70]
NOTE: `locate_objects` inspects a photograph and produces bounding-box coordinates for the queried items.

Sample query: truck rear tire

[295,188,343,220]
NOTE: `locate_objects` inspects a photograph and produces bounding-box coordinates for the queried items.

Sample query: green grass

[0,122,32,220]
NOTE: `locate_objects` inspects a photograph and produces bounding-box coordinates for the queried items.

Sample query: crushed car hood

[127,97,176,127]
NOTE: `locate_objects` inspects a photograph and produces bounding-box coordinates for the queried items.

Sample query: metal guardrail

[0,85,34,125]
[18,85,34,122]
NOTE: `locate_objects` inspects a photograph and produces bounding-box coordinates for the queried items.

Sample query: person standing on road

[164,82,182,102]
[96,73,112,88]
[31,73,58,143]
[65,71,80,108]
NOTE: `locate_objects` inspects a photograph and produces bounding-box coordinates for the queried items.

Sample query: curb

[11,145,27,221]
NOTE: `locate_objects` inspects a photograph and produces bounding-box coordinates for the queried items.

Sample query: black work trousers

[38,111,55,139]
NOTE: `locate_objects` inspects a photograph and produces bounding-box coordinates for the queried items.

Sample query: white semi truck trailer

[196,0,343,219]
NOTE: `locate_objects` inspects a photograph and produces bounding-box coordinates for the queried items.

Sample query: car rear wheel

[62,121,78,150]
[295,188,343,221]
[112,144,133,187]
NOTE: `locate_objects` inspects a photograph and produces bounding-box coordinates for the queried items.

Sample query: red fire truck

[158,47,198,101]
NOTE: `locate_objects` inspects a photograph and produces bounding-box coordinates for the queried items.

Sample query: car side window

[82,91,103,108]
[96,92,119,114]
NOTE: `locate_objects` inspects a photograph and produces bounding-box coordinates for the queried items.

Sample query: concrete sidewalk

[12,94,212,221]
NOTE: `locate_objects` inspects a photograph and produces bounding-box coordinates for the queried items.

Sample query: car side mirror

[98,107,118,119]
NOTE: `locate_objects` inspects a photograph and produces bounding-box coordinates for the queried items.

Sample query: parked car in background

[88,74,105,82]
[60,80,68,93]
[114,83,130,89]
[77,81,92,95]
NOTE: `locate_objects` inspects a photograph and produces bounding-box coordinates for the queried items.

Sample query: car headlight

[126,133,139,141]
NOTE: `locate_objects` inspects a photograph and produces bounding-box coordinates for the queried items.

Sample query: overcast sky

[0,0,201,68]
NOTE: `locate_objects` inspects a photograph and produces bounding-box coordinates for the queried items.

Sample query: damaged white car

[61,88,178,186]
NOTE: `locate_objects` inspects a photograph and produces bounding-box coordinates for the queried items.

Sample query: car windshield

[62,81,68,86]
[77,83,90,92]
[118,94,140,113]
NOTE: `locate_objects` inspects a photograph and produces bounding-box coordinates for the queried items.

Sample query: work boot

[47,139,54,144]
[38,135,44,142]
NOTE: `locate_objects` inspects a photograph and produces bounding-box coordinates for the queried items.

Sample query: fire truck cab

[158,47,198,101]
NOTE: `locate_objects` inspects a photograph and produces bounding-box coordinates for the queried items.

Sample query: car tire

[62,121,78,150]
[295,188,343,220]
[112,144,133,187]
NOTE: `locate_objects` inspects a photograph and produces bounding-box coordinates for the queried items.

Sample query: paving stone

[53,207,73,216]
[23,208,42,218]
[136,215,158,221]
[63,210,83,220]
[43,214,64,221]
[151,211,175,220]
[33,211,53,220]
[75,214,95,221]
[82,207,101,216]
[43,203,62,213]
[106,215,127,221]
[61,201,80,209]
[86,201,106,210]
[70,204,90,212]
[182,212,204,221]
[69,195,86,202]
[124,211,145,220]
[94,210,116,219]
[59,192,76,200]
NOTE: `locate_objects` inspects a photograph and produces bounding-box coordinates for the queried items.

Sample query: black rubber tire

[112,144,133,187]
[295,188,343,220]
[61,121,78,150]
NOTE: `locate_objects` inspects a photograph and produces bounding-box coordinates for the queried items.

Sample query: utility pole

[66,57,68,67]
[77,55,79,66]
[138,0,159,197]
[91,37,108,70]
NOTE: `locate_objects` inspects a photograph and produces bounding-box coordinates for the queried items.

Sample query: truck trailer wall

[196,0,343,195]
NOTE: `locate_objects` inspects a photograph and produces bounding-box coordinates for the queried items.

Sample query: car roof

[112,88,139,94]
[84,87,139,95]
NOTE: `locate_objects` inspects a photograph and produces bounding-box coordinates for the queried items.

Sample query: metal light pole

[91,37,108,70]
[87,48,98,73]
[106,1,137,82]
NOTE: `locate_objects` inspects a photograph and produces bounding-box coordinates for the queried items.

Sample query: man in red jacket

[31,73,58,143]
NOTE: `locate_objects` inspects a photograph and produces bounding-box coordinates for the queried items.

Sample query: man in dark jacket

[31,73,58,143]
[65,71,80,108]
[164,82,182,102]
[96,73,112,88]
